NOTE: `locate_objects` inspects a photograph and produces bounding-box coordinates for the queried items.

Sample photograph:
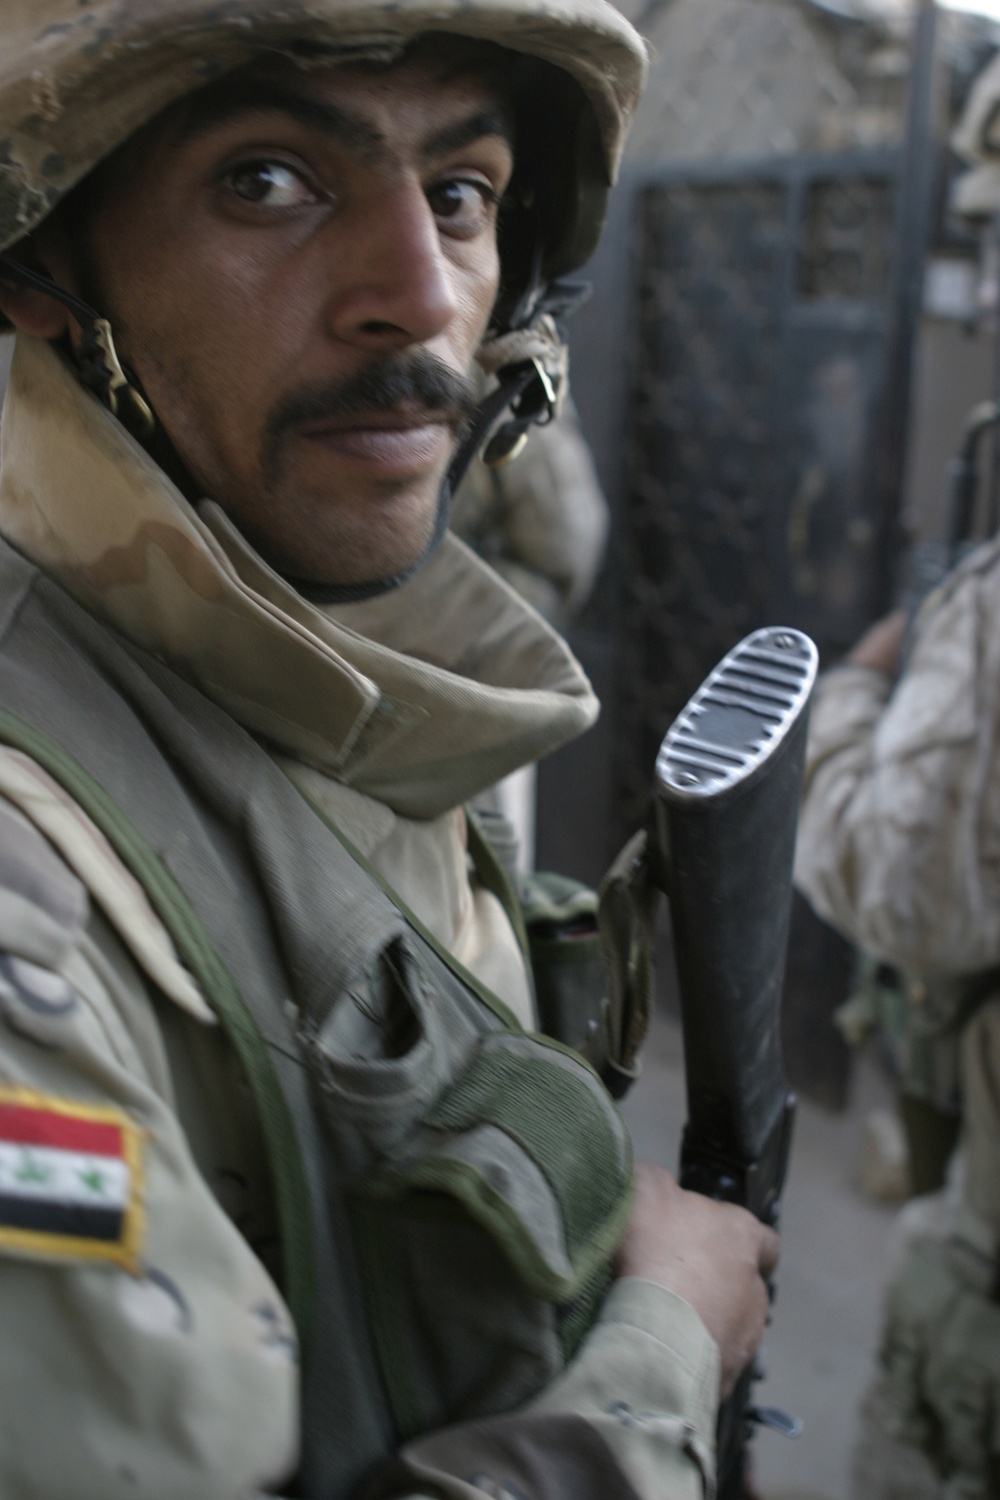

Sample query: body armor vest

[0,538,632,1500]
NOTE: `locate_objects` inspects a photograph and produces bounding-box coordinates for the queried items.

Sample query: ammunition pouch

[309,930,633,1442]
[466,800,656,1100]
[290,806,648,1443]
[519,832,656,1101]
[522,870,606,1062]
[837,956,1000,1112]
[596,831,658,1098]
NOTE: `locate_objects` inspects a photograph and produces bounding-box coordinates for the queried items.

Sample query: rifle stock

[650,627,818,1497]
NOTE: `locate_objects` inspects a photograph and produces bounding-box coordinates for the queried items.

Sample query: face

[39,42,514,586]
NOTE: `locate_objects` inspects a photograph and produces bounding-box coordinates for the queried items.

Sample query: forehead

[160,36,516,162]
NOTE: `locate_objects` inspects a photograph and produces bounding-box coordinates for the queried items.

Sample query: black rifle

[649,626,818,1499]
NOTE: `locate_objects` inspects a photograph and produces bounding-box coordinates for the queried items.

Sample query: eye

[223,159,317,209]
[427,177,497,234]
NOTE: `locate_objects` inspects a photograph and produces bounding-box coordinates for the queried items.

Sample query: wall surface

[628,0,908,165]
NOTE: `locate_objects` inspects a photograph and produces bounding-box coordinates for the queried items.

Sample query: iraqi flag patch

[0,1087,144,1270]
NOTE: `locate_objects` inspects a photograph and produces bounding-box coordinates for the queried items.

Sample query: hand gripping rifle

[649,627,818,1498]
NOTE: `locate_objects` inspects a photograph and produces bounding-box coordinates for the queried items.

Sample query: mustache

[262,350,479,486]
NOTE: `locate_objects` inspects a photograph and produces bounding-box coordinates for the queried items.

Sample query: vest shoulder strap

[0,705,317,1337]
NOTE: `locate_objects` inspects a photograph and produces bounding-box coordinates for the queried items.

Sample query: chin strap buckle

[0,254,155,442]
[472,303,570,472]
[482,354,559,468]
[77,317,155,441]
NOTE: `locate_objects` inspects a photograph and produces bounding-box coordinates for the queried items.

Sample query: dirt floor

[621,1012,943,1500]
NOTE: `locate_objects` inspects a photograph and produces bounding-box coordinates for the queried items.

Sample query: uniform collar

[0,336,598,818]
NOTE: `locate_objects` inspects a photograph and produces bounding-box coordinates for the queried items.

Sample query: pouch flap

[521,871,598,930]
[363,1032,632,1304]
[597,831,658,1087]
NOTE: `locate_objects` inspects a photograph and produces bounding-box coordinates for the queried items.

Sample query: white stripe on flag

[0,1141,129,1207]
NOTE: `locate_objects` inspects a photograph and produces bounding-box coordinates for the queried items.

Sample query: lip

[297,407,454,474]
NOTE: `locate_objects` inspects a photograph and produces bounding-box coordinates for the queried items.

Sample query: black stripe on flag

[0,1194,124,1243]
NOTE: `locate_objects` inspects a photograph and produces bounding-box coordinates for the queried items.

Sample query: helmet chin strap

[0,253,586,606]
[0,255,155,441]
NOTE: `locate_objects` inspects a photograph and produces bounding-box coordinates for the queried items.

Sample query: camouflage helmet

[1,0,646,311]
[952,50,1000,219]
[0,0,646,488]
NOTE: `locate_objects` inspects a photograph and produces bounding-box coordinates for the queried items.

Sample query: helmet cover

[0,0,647,287]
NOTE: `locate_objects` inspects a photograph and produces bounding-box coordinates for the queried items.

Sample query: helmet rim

[0,0,647,270]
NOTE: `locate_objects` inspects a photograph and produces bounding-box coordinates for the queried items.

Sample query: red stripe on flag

[0,1104,123,1157]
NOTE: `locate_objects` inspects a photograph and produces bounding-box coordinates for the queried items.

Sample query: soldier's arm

[795,546,1000,974]
[0,799,301,1500]
[363,1168,778,1500]
[362,1280,718,1500]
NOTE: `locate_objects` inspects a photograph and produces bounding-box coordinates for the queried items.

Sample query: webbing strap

[0,706,315,1340]
[291,781,523,1035]
[465,810,531,960]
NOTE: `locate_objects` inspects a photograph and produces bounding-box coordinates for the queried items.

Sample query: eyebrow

[172,82,513,166]
[173,82,384,155]
[419,110,514,160]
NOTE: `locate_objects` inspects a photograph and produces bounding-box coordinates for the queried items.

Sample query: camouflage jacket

[796,536,1000,983]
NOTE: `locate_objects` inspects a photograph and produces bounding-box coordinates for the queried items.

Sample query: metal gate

[538,147,904,1107]
[616,150,900,831]
[607,151,902,1105]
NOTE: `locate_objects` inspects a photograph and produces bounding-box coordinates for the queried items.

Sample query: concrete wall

[903,315,996,542]
[628,0,908,166]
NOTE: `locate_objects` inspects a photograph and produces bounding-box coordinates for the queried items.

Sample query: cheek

[452,243,502,351]
[101,187,300,366]
[176,234,349,420]
[83,187,315,492]
[105,236,296,451]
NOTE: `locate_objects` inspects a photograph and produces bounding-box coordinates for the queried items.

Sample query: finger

[753,1270,772,1334]
[633,1160,679,1196]
[757,1224,781,1280]
[719,1287,769,1399]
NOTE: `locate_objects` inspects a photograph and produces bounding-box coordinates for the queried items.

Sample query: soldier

[795,58,1000,1495]
[0,4,777,1498]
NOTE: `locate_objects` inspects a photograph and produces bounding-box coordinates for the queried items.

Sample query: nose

[326,177,460,350]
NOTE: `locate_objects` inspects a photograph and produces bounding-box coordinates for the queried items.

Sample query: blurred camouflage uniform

[454,395,609,869]
[452,396,609,631]
[797,453,1000,1486]
[796,65,1000,1498]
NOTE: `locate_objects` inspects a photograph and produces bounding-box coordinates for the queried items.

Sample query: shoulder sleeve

[795,562,1000,975]
[358,1279,718,1500]
[0,796,300,1500]
[0,793,89,968]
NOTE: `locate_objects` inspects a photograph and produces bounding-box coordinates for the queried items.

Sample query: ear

[0,277,72,340]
